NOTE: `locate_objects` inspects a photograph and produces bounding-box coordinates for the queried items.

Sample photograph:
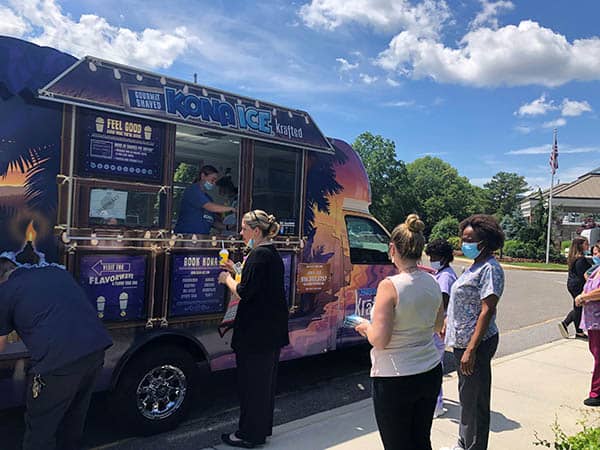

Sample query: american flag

[549,129,558,175]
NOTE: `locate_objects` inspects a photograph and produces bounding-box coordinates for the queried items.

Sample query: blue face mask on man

[203,181,215,191]
[461,241,483,260]
[593,256,600,266]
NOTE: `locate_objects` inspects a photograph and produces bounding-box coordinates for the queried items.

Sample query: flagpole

[545,128,557,264]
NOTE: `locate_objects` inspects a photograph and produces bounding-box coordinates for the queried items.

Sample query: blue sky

[2,0,600,191]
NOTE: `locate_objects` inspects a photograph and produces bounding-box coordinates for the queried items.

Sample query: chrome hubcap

[136,364,187,420]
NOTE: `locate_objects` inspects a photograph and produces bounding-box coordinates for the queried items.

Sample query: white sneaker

[558,322,569,339]
[433,405,447,418]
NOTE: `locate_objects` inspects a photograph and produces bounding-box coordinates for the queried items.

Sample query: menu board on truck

[78,253,147,321]
[170,253,226,316]
[77,108,164,182]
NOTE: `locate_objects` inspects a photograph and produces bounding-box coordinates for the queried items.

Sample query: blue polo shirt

[0,266,112,374]
[174,183,215,234]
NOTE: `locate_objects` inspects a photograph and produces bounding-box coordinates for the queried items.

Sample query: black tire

[110,345,200,436]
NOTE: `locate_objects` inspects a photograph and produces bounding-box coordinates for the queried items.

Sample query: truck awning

[39,56,334,154]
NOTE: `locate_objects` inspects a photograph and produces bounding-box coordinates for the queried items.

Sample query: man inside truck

[174,164,237,236]
[0,254,112,450]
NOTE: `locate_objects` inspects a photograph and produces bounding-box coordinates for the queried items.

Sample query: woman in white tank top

[355,214,444,450]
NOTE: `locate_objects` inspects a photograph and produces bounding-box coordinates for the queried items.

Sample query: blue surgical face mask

[584,250,592,256]
[247,238,255,249]
[430,261,442,271]
[461,242,482,260]
[593,256,600,265]
[203,181,215,191]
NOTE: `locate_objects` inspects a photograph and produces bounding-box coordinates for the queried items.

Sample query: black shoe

[221,433,263,448]
[576,332,588,340]
[584,397,600,407]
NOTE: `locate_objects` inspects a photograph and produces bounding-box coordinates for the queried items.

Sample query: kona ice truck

[0,36,395,434]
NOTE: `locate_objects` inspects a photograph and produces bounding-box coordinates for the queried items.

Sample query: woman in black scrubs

[218,210,289,448]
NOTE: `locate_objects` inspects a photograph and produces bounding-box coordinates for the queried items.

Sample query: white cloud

[386,77,400,86]
[359,73,378,84]
[336,57,358,72]
[515,125,533,134]
[376,20,600,87]
[469,177,492,187]
[515,94,556,116]
[507,145,549,155]
[383,100,415,107]
[561,98,592,117]
[470,0,514,30]
[0,6,30,37]
[507,144,600,155]
[299,0,451,38]
[542,118,567,128]
[5,0,192,69]
[417,151,448,157]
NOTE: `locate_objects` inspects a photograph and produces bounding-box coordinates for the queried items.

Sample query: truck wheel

[110,345,200,436]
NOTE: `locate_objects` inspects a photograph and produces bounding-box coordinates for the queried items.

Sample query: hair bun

[405,214,425,233]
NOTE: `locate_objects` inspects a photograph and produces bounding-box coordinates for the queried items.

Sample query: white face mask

[430,261,442,271]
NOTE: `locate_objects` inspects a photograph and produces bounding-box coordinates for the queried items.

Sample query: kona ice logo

[164,88,272,135]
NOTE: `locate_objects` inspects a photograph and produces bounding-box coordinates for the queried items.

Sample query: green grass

[501,261,568,271]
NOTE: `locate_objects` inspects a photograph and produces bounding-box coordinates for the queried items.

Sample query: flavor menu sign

[78,253,147,321]
[297,263,330,294]
[170,253,226,316]
[77,108,164,182]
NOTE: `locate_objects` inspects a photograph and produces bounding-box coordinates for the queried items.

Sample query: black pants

[453,333,498,450]
[235,349,281,444]
[372,364,442,450]
[563,298,583,333]
[23,350,105,450]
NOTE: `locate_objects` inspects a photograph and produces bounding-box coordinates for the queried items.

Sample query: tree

[500,210,528,241]
[483,172,528,217]
[353,132,417,230]
[406,156,476,233]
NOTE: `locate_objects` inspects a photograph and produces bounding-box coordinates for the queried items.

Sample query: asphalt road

[0,266,573,450]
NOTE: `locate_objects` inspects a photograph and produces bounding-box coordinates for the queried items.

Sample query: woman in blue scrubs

[174,165,236,235]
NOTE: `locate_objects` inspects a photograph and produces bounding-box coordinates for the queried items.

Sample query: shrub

[448,236,461,251]
[503,240,566,263]
[504,240,525,258]
[430,217,460,241]
[534,414,600,449]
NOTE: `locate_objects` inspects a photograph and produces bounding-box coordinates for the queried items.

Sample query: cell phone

[344,314,367,328]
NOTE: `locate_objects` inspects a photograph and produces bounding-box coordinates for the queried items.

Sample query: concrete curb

[452,256,567,272]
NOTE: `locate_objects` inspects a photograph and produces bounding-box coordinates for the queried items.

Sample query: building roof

[554,174,600,199]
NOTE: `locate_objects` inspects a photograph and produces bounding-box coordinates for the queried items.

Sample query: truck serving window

[87,188,163,228]
[252,142,301,236]
[345,216,391,265]
[173,126,240,232]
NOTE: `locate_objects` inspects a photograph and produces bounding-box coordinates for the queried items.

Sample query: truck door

[338,214,395,348]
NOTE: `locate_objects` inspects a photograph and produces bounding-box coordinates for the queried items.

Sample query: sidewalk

[204,338,598,450]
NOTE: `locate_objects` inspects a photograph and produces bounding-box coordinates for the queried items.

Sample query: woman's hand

[460,348,476,376]
[438,317,447,340]
[575,294,586,306]
[355,321,370,337]
[218,271,231,284]
[221,259,235,274]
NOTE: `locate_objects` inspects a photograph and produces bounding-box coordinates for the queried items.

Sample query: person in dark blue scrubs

[0,255,112,450]
[174,165,236,235]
